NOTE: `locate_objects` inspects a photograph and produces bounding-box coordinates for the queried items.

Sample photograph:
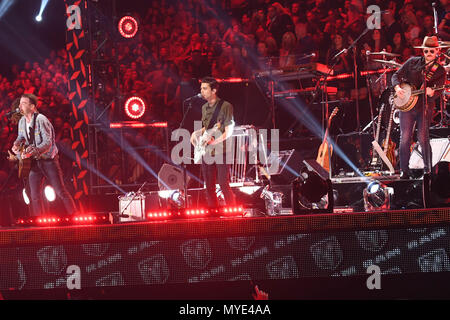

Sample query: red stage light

[15,213,110,227]
[118,16,138,38]
[124,96,146,119]
[110,121,167,128]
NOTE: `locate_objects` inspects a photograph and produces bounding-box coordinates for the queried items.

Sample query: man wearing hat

[392,36,446,179]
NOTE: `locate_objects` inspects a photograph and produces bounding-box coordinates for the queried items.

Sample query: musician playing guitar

[11,94,77,217]
[392,36,445,179]
[190,77,236,207]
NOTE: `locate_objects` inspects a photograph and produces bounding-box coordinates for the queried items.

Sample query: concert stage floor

[0,206,449,299]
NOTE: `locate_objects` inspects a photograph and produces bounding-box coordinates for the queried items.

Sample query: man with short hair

[190,77,236,207]
[11,93,77,217]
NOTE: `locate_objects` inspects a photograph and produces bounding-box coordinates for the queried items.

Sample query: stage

[1,205,450,299]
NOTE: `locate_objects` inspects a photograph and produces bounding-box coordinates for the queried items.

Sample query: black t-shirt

[201,99,234,157]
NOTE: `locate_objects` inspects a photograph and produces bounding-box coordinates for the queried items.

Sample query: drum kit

[364,50,402,143]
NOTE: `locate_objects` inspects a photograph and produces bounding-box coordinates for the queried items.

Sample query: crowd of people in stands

[1,0,449,190]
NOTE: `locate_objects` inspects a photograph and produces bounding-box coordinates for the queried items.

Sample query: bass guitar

[316,107,339,172]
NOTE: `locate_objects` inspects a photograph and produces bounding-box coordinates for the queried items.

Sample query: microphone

[5,108,20,117]
[332,48,347,61]
[184,93,202,101]
[299,52,316,59]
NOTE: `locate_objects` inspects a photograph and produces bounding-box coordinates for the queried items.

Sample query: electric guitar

[316,107,339,172]
[393,83,449,112]
[7,144,34,179]
[382,106,396,169]
[193,123,221,164]
[370,103,385,169]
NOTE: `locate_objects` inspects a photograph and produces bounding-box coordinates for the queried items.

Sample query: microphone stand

[365,53,376,138]
[421,57,437,208]
[318,28,369,178]
[178,99,195,208]
[432,2,439,35]
[333,28,369,132]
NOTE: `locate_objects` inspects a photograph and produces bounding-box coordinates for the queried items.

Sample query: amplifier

[118,192,162,222]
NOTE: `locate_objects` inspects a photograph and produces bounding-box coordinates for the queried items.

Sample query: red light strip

[145,206,245,220]
[110,122,168,129]
[322,68,397,81]
[16,214,110,226]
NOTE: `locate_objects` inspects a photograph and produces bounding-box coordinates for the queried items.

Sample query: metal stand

[178,99,194,208]
[119,181,146,218]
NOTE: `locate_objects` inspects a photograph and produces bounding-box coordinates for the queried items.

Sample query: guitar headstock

[328,107,339,123]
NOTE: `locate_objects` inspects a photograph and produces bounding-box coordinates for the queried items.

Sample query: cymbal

[368,51,400,57]
[372,59,402,67]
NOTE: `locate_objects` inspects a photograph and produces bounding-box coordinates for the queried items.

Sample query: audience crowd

[1,0,449,190]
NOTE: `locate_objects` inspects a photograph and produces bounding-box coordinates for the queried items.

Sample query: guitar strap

[424,62,439,82]
[25,112,38,145]
[206,99,225,130]
[29,112,38,146]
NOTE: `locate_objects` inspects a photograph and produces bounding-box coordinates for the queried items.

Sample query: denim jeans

[399,104,432,175]
[201,162,236,207]
[28,156,77,216]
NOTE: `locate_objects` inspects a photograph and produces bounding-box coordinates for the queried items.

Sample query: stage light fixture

[44,185,56,202]
[260,185,284,216]
[118,15,138,38]
[168,190,185,208]
[35,0,49,23]
[363,180,392,211]
[291,160,334,214]
[124,96,146,119]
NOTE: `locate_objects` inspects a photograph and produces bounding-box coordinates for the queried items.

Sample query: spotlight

[168,190,185,208]
[118,15,139,38]
[23,188,30,205]
[35,0,49,23]
[124,96,146,119]
[367,180,381,194]
[44,185,56,202]
[215,186,225,206]
[291,160,333,214]
[363,180,393,211]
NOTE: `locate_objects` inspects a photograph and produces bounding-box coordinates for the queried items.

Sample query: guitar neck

[383,108,395,151]
[412,85,445,96]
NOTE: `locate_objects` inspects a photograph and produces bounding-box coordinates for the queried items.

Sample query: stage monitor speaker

[266,149,304,185]
[158,163,189,190]
[332,132,372,174]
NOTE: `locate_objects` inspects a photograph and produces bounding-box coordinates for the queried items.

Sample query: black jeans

[28,156,77,216]
[201,162,236,207]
